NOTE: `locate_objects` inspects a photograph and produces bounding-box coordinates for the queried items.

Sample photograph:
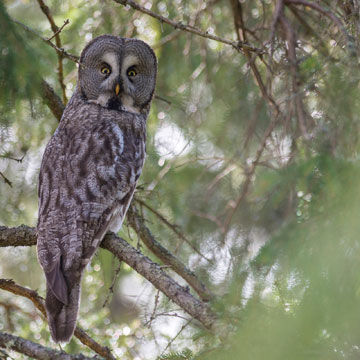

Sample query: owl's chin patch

[107,97,123,111]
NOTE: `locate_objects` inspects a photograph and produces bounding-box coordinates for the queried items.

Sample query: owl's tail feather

[45,282,81,343]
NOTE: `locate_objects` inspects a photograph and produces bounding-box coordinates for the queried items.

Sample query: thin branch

[148,289,161,327]
[284,0,352,47]
[0,300,38,322]
[48,19,70,41]
[230,0,280,114]
[0,331,98,360]
[144,311,189,326]
[152,29,182,49]
[0,172,12,187]
[113,0,264,54]
[279,14,309,137]
[127,207,214,302]
[0,154,24,163]
[36,0,68,103]
[11,18,79,63]
[0,279,115,360]
[0,301,15,331]
[136,198,212,264]
[160,318,193,357]
[0,225,216,330]
[102,261,122,308]
[223,114,280,236]
[269,0,284,60]
[154,94,172,105]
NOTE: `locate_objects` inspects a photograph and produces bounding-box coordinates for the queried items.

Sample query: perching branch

[0,279,116,360]
[113,0,264,54]
[0,225,216,330]
[0,331,98,360]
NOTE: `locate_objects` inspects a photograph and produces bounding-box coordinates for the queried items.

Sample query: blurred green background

[1,0,360,359]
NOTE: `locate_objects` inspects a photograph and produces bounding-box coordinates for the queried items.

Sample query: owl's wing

[38,188,136,306]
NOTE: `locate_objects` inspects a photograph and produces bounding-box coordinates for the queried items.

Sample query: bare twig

[0,172,12,187]
[136,198,212,263]
[152,30,182,49]
[279,14,309,137]
[160,318,193,357]
[284,0,351,46]
[269,0,284,60]
[36,0,68,103]
[0,301,14,331]
[11,18,79,63]
[0,300,38,321]
[0,279,115,360]
[102,261,122,308]
[0,331,98,360]
[192,211,226,233]
[148,290,161,327]
[127,207,214,302]
[113,0,264,54]
[230,0,280,114]
[48,19,70,41]
[154,94,172,105]
[223,114,280,236]
[0,154,24,163]
[144,311,189,326]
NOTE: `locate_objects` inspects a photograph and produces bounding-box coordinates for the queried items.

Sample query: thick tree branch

[0,225,216,330]
[0,278,115,360]
[127,206,213,302]
[0,331,98,360]
[114,0,263,54]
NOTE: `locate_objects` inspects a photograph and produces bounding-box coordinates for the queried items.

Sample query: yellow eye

[101,66,111,75]
[127,69,137,77]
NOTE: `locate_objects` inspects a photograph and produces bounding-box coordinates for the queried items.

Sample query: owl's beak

[115,83,121,96]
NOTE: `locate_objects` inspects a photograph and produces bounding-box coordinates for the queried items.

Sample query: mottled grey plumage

[37,35,157,343]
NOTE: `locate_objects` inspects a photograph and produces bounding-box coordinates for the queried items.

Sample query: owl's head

[78,35,157,114]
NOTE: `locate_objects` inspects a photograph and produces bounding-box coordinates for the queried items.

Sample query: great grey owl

[37,34,157,343]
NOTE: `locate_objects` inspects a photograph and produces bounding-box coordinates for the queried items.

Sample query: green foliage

[0,2,46,121]
[159,348,193,360]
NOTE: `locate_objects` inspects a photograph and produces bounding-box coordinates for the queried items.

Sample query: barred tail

[45,282,81,343]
